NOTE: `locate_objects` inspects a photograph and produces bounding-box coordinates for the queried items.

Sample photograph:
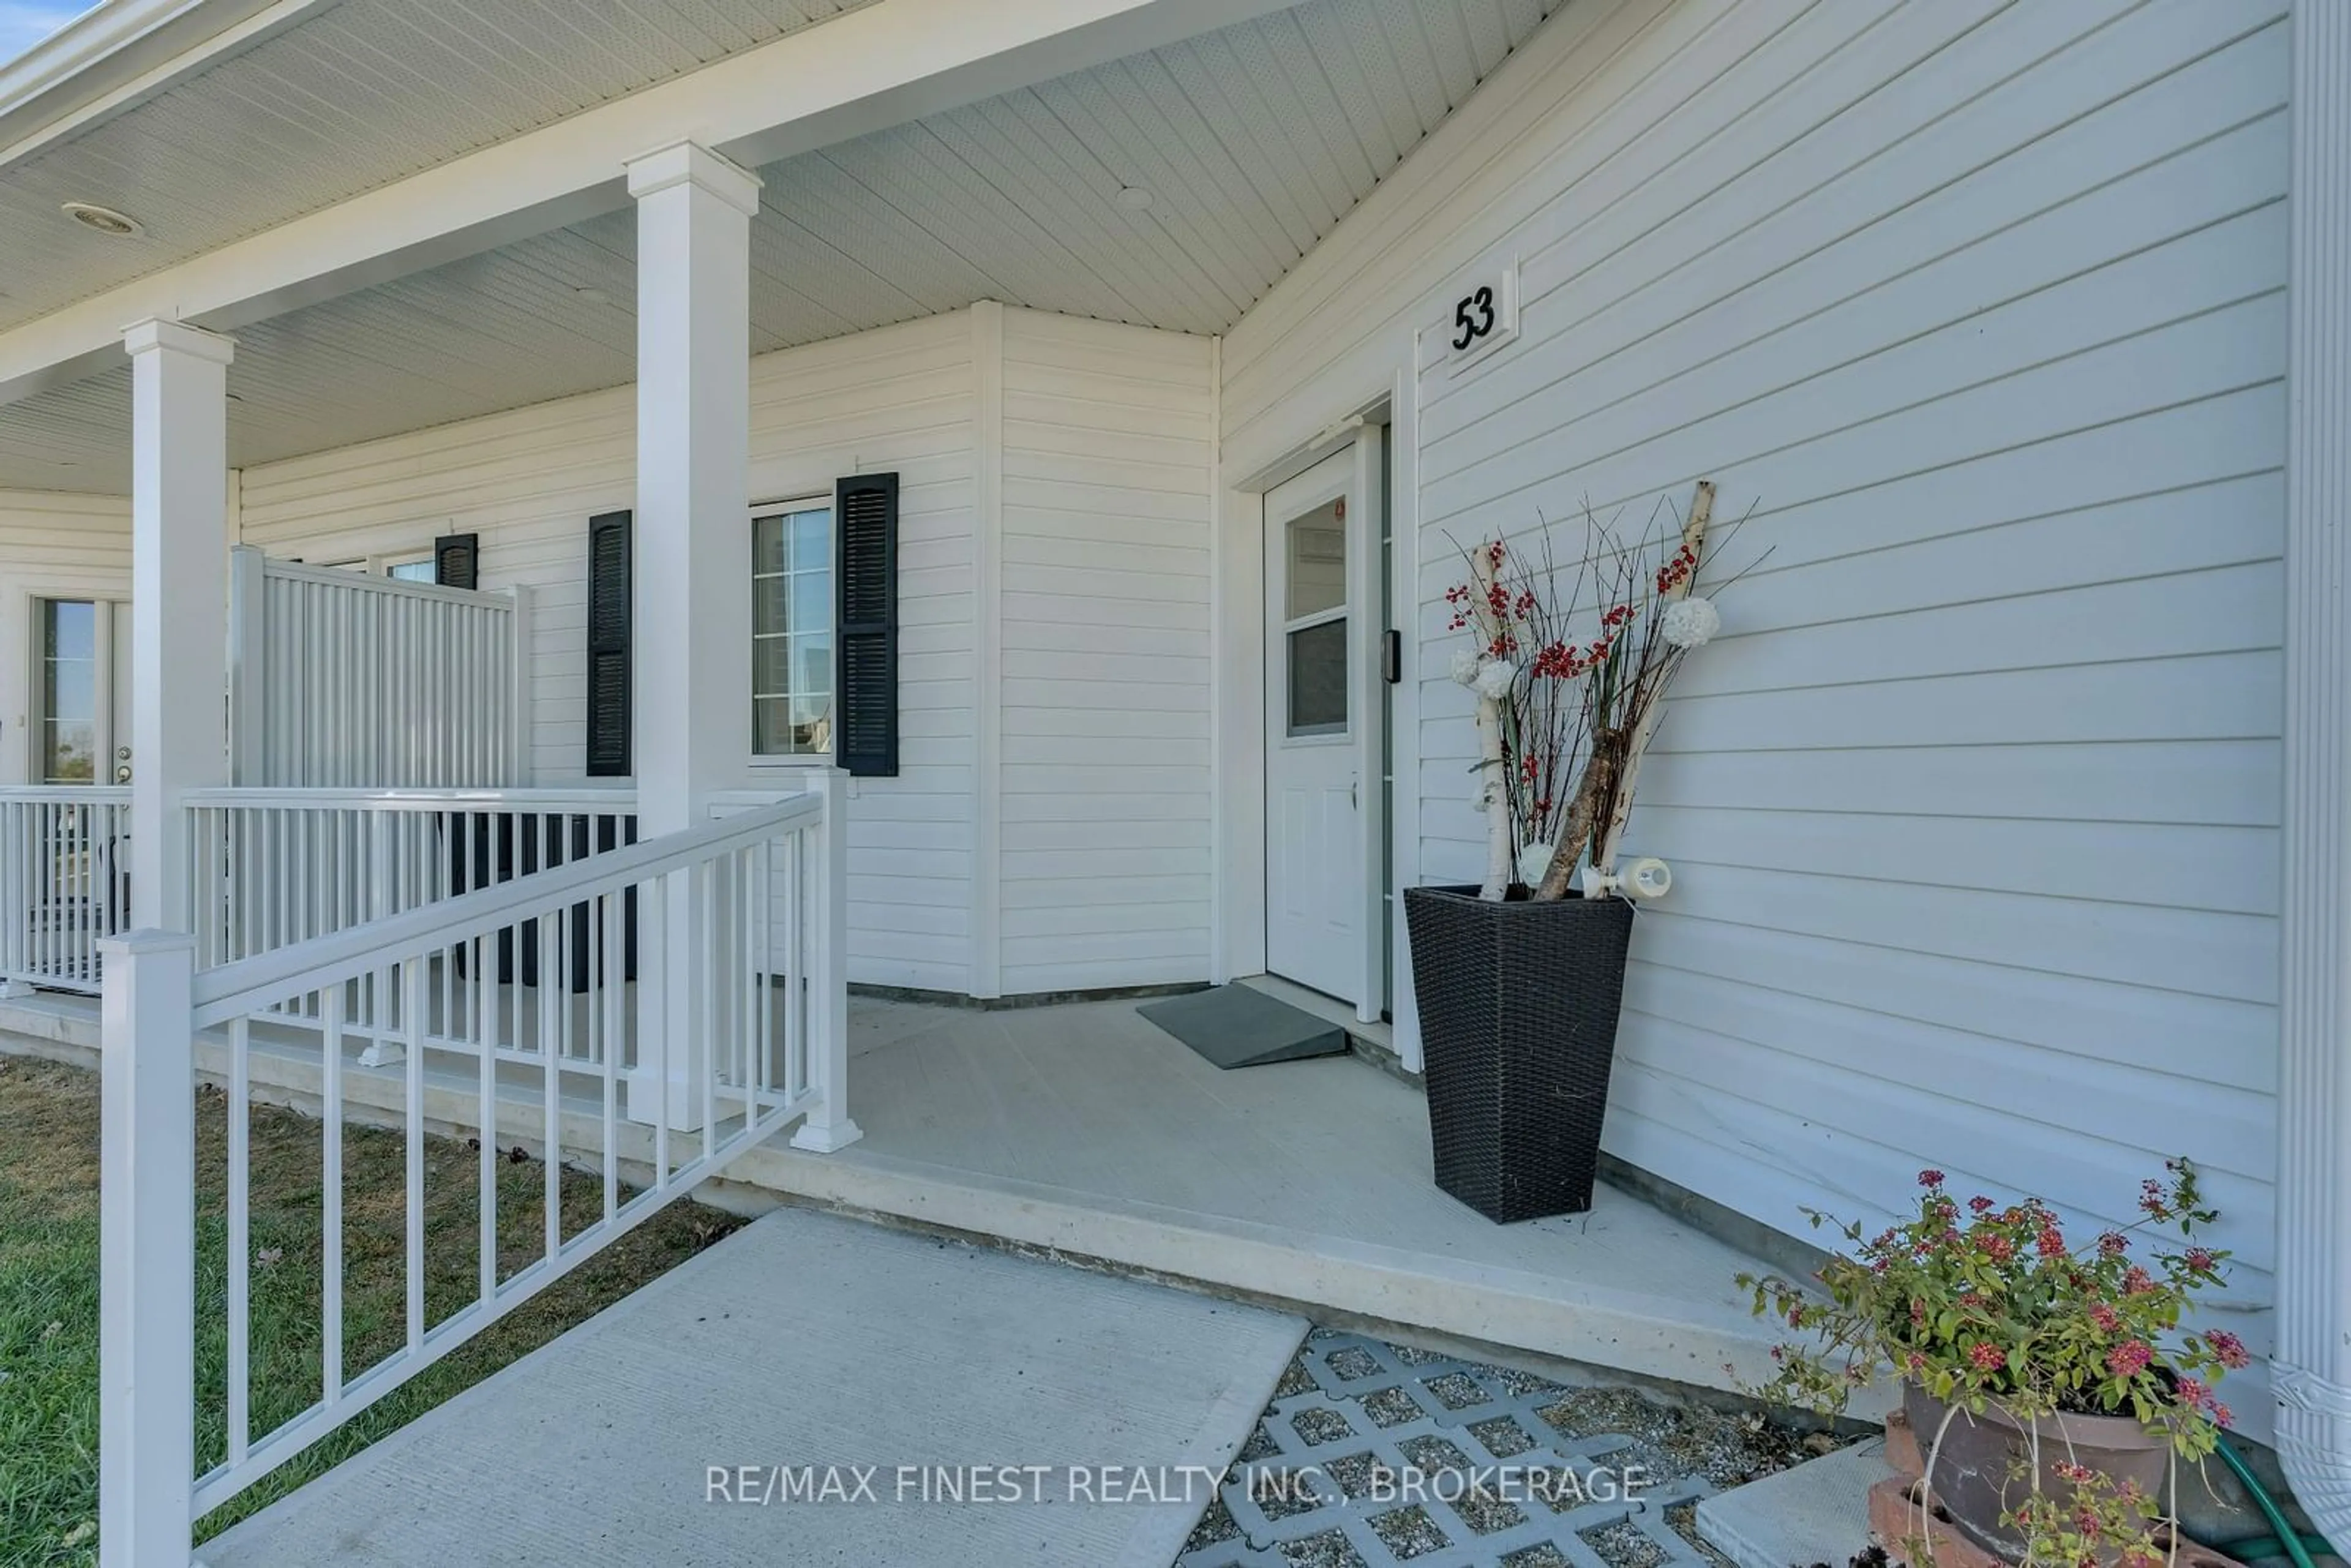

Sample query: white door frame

[18,591,128,786]
[1342,426,1386,1023]
[1217,354,1420,1051]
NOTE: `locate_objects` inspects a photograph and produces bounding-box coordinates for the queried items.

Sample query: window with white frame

[315,553,435,580]
[751,502,834,757]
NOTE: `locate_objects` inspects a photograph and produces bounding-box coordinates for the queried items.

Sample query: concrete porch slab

[199,1206,1307,1567]
[0,991,1793,1400]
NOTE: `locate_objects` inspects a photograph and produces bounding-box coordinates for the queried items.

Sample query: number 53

[1452,285,1496,350]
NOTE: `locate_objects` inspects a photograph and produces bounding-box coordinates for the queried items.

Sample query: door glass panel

[1288,618,1348,736]
[1286,500,1346,620]
[40,600,97,783]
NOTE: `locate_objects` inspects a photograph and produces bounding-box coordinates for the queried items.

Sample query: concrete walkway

[200,1207,1305,1567]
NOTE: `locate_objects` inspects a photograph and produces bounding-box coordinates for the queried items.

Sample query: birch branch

[1591,479,1714,877]
[1473,542,1512,901]
[1532,730,1619,901]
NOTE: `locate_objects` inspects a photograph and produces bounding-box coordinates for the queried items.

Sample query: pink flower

[1969,1342,2006,1371]
[1981,1234,2015,1264]
[2099,1232,2129,1257]
[2185,1247,2217,1275]
[2176,1376,2210,1410]
[1968,1195,1995,1214]
[2055,1461,2096,1485]
[2088,1304,2121,1334]
[2213,1403,2234,1428]
[2107,1340,2153,1378]
[1919,1169,1945,1188]
[2124,1267,2156,1296]
[2207,1329,2251,1370]
[2037,1225,2066,1259]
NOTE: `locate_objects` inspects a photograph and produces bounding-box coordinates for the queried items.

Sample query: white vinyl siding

[996,309,1217,994]
[236,313,978,995]
[1221,0,2285,1431]
[0,491,131,786]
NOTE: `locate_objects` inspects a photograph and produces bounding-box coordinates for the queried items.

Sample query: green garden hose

[2210,1433,2336,1568]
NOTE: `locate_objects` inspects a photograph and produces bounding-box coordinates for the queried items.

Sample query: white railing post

[227,546,268,788]
[503,584,533,786]
[1,798,26,996]
[790,768,861,1152]
[98,929,197,1568]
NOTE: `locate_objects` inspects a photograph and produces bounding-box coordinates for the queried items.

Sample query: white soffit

[0,0,1556,490]
[0,0,867,334]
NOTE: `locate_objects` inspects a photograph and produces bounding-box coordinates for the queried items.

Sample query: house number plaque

[1444,258,1519,374]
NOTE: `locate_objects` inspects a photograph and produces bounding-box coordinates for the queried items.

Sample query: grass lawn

[0,1050,748,1568]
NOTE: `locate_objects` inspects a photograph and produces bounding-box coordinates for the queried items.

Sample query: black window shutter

[834,473,898,778]
[585,511,631,778]
[433,532,479,590]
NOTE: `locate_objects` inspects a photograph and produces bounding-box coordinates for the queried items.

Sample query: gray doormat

[1140,984,1350,1070]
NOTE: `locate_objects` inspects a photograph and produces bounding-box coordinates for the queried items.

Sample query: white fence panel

[229,547,530,789]
[182,788,637,974]
[0,787,131,994]
[97,776,852,1561]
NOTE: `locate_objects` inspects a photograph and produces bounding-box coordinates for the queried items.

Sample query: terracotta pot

[1903,1381,2173,1561]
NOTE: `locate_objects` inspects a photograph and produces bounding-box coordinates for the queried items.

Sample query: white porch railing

[228,547,531,788]
[0,786,131,994]
[181,787,636,973]
[99,775,855,1567]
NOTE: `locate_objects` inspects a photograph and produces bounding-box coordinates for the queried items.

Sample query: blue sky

[0,1,88,64]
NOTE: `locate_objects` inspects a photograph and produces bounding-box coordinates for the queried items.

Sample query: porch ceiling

[0,0,1556,493]
[0,0,869,337]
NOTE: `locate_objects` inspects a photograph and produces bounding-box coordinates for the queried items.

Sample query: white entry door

[1265,444,1369,1002]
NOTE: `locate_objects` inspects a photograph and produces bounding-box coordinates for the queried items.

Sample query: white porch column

[623,141,758,1128]
[2273,0,2351,1540]
[123,319,233,932]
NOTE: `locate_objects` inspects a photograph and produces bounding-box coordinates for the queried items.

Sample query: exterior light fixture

[61,202,141,236]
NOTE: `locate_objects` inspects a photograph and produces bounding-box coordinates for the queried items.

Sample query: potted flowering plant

[1738,1161,2247,1564]
[1402,483,1734,1223]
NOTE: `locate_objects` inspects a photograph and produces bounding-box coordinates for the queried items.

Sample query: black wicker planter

[1403,885,1635,1223]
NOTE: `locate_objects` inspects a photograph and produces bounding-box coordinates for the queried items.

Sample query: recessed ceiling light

[1114,186,1154,211]
[574,285,612,306]
[61,201,141,236]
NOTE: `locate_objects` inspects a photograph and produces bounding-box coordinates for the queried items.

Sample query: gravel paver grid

[1178,1332,1723,1568]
